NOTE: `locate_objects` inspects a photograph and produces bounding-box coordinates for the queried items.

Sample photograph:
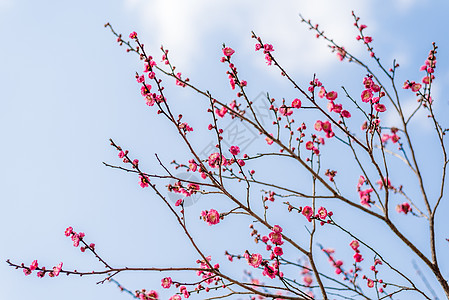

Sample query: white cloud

[123,0,378,74]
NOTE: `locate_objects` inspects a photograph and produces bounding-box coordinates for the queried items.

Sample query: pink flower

[175,199,183,206]
[329,102,342,113]
[326,91,338,101]
[140,84,152,96]
[411,83,422,92]
[302,206,313,222]
[229,78,236,90]
[354,253,363,262]
[341,110,351,118]
[64,227,73,237]
[161,277,172,288]
[175,73,186,87]
[268,231,283,245]
[396,202,411,214]
[179,122,193,132]
[291,98,301,108]
[129,31,137,39]
[263,44,274,52]
[139,174,150,188]
[245,253,263,268]
[206,209,220,225]
[229,146,240,156]
[322,121,331,132]
[223,47,235,57]
[181,287,190,298]
[305,141,314,150]
[188,159,197,172]
[317,207,328,219]
[361,89,373,103]
[237,159,245,166]
[273,246,283,256]
[265,53,272,65]
[146,290,159,299]
[255,44,262,51]
[263,265,277,279]
[208,153,227,168]
[29,260,38,271]
[350,240,360,251]
[374,103,386,112]
[187,183,200,194]
[279,105,293,116]
[314,120,323,131]
[23,268,31,276]
[336,47,346,61]
[364,36,373,43]
[367,278,374,288]
[363,77,374,88]
[318,86,326,98]
[140,84,151,97]
[72,234,80,247]
[169,295,181,300]
[53,262,63,277]
[271,225,282,233]
[118,151,125,158]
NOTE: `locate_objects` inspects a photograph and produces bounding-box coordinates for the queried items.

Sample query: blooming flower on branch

[317,207,328,219]
[350,240,360,251]
[273,246,283,256]
[215,106,227,118]
[175,72,186,87]
[291,98,301,108]
[361,89,373,103]
[161,277,172,288]
[354,252,363,262]
[396,202,411,214]
[208,153,227,168]
[263,44,274,52]
[202,209,220,225]
[336,47,346,61]
[222,47,235,57]
[229,146,240,156]
[140,84,152,96]
[279,105,292,116]
[302,206,313,222]
[139,174,150,188]
[30,260,38,271]
[64,226,73,237]
[52,262,63,277]
[374,103,386,112]
[326,91,338,101]
[245,252,263,268]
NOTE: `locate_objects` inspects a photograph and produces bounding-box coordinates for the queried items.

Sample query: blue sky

[1,0,449,299]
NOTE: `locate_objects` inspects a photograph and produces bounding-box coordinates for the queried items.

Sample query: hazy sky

[1,1,448,299]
